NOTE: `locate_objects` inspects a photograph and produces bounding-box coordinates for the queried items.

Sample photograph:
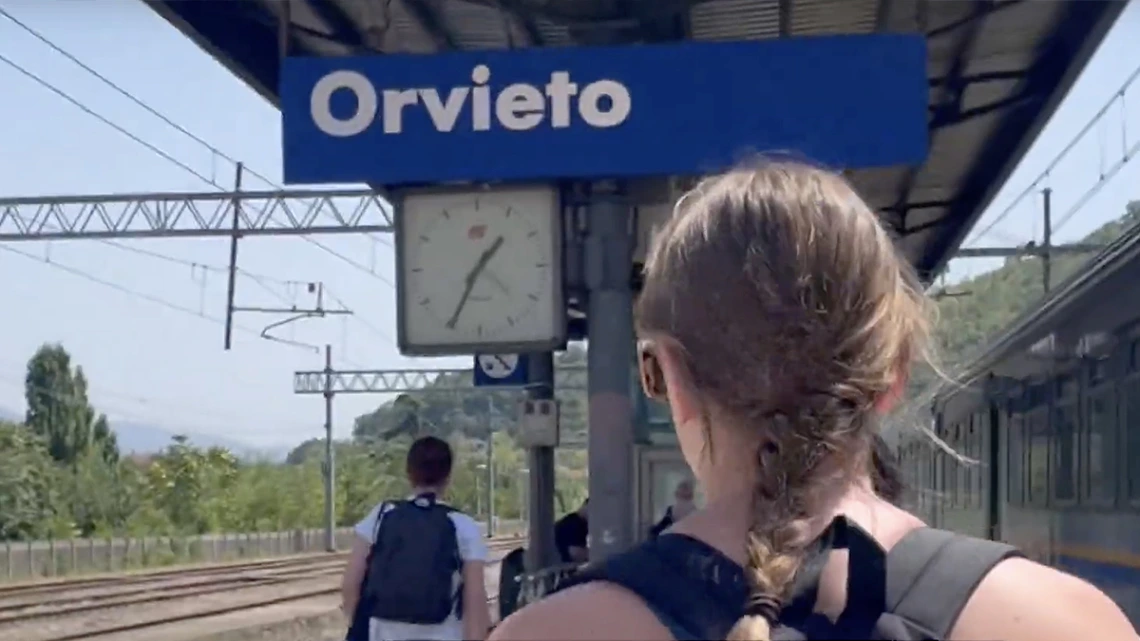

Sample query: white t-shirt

[354,499,488,641]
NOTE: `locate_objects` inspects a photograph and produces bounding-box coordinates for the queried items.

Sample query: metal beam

[955,243,1102,259]
[499,0,545,46]
[918,0,1128,280]
[890,1,992,224]
[293,365,587,394]
[402,0,459,49]
[0,188,393,241]
[306,0,367,48]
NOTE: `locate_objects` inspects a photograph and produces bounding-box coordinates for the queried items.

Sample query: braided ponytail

[726,504,803,641]
[726,408,855,641]
[634,162,933,641]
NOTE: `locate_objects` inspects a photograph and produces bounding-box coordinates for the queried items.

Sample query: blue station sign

[280,35,928,186]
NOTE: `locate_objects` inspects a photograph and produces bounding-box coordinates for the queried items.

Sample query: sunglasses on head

[638,340,667,400]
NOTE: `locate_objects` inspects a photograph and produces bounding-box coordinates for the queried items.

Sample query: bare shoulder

[490,581,673,641]
[954,557,1137,641]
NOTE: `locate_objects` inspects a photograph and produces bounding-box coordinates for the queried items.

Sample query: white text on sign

[310,64,633,137]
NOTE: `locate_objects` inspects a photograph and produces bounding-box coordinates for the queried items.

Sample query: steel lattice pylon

[292,366,587,395]
[0,188,393,241]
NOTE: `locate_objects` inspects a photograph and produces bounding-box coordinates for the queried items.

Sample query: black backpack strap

[886,528,1022,639]
[558,538,740,641]
[371,500,397,542]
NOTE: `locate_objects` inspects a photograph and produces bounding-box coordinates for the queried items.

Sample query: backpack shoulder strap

[562,545,703,641]
[886,528,1023,639]
[559,536,742,641]
[372,500,397,543]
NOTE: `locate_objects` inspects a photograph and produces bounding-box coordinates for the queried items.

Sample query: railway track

[0,553,347,602]
[0,535,523,641]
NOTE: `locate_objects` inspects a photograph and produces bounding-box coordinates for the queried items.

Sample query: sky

[0,1,1137,449]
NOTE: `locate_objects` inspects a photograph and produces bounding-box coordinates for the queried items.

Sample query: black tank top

[558,516,1021,640]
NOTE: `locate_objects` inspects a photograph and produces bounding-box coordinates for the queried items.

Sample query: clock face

[397,186,563,354]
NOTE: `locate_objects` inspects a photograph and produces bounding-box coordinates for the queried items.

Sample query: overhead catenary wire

[0,5,395,263]
[965,60,1140,246]
[0,243,268,340]
[0,366,311,436]
[0,46,391,287]
[3,243,371,361]
[323,287,396,344]
[0,14,398,348]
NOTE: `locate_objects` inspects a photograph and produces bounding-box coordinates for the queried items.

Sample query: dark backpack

[363,494,464,625]
[559,517,1022,640]
[497,547,527,620]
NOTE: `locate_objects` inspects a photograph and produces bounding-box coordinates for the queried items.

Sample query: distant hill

[110,420,290,461]
[934,200,1140,366]
[0,407,288,461]
[892,198,1140,424]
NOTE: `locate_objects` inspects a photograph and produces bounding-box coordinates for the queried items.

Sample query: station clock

[395,185,565,356]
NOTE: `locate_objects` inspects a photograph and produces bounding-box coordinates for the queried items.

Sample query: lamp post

[475,473,482,519]
[518,467,530,530]
[477,462,493,537]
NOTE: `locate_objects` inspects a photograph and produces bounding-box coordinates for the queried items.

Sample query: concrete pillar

[584,182,635,562]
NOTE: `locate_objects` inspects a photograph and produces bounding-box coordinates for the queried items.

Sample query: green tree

[66,448,138,536]
[145,438,239,534]
[24,344,119,466]
[92,416,119,465]
[0,421,65,539]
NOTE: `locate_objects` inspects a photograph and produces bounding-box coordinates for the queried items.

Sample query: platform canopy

[145,0,1123,280]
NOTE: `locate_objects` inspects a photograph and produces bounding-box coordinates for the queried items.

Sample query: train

[900,221,1140,622]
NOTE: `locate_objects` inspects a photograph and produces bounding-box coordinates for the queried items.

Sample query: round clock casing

[395,185,565,356]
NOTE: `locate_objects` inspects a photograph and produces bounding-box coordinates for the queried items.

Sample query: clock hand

[493,355,511,369]
[446,236,505,329]
[480,267,511,295]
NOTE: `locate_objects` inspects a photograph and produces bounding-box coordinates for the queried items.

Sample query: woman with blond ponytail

[491,162,1137,641]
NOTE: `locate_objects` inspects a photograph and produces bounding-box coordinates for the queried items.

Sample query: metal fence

[517,562,584,607]
[0,528,356,582]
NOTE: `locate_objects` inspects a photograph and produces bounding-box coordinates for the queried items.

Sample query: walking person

[553,498,589,564]
[342,436,492,641]
[649,480,697,538]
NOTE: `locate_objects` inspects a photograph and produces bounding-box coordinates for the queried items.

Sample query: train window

[971,415,984,507]
[924,446,934,512]
[1131,339,1140,372]
[1084,386,1117,504]
[936,449,947,507]
[1089,357,1109,386]
[1126,378,1140,501]
[910,443,921,493]
[954,422,966,508]
[1052,404,1079,504]
[1055,374,1077,399]
[966,417,975,506]
[968,420,976,508]
[1007,413,1025,505]
[941,445,954,506]
[1026,409,1050,505]
[912,445,923,510]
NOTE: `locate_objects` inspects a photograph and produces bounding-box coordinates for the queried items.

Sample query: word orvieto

[310,64,633,137]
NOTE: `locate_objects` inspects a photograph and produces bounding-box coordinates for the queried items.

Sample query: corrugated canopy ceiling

[145,0,1124,280]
